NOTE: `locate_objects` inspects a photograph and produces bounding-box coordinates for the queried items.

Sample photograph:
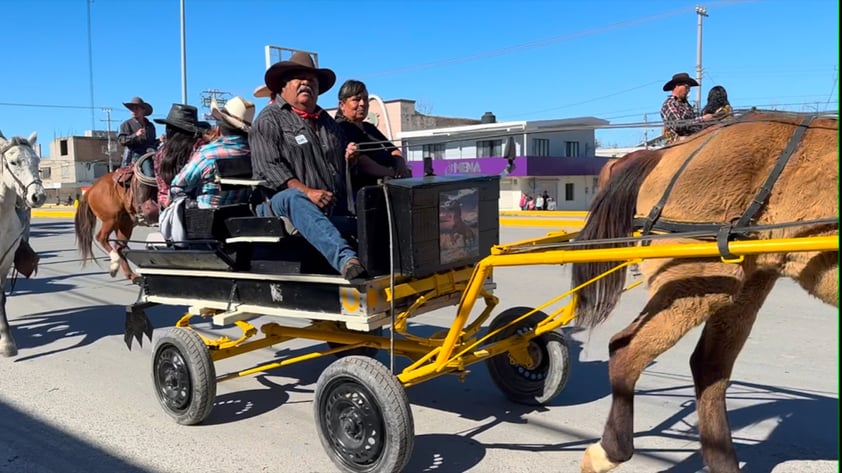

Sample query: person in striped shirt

[660,72,713,144]
[249,52,365,280]
[170,96,254,208]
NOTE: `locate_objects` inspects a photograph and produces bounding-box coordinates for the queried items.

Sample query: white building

[398,117,612,211]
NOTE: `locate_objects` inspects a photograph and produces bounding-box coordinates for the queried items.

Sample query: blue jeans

[256,189,357,274]
[125,150,155,177]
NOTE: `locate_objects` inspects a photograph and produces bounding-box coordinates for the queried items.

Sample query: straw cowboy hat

[264,51,336,95]
[211,96,255,131]
[123,96,153,116]
[153,103,203,134]
[663,72,700,91]
[253,84,272,98]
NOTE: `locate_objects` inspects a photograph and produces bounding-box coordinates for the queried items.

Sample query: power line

[362,0,751,79]
[0,101,118,110]
[508,81,662,119]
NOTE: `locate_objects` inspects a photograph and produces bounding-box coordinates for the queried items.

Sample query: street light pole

[695,5,708,113]
[86,0,96,131]
[180,0,187,104]
[101,108,114,172]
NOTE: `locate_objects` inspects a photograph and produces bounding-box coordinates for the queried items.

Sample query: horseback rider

[117,97,159,176]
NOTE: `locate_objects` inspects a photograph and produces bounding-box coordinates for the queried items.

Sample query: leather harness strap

[633,114,821,259]
[638,130,721,239]
[734,115,815,231]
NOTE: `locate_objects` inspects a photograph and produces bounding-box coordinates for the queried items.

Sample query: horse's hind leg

[94,217,122,277]
[689,269,777,473]
[0,291,17,357]
[581,260,741,473]
[115,212,137,281]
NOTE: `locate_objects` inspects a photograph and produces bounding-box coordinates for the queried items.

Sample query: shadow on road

[0,398,152,473]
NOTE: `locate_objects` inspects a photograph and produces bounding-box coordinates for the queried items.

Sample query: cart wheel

[485,306,570,405]
[327,325,383,359]
[314,356,414,473]
[152,327,216,425]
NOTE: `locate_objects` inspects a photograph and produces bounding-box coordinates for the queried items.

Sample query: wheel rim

[503,326,549,386]
[320,377,385,470]
[155,345,192,413]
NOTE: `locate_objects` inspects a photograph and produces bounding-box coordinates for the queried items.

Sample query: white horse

[0,131,47,357]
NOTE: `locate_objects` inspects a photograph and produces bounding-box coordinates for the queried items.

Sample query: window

[565,183,574,201]
[93,163,109,178]
[60,140,68,156]
[476,139,503,157]
[61,165,70,178]
[39,167,51,179]
[564,141,579,157]
[532,138,550,156]
[422,143,445,159]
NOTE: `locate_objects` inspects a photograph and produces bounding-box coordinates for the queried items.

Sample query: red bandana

[292,107,321,120]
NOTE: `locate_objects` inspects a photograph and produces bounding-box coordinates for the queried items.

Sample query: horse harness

[0,137,43,201]
[632,114,831,260]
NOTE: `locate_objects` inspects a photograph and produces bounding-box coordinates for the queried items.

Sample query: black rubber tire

[314,356,414,473]
[152,327,216,425]
[485,306,571,405]
[326,324,383,359]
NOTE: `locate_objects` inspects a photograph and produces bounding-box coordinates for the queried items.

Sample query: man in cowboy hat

[118,96,159,174]
[169,97,254,208]
[249,52,365,280]
[659,72,713,144]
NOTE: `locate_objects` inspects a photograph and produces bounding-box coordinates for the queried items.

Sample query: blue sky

[0,0,837,155]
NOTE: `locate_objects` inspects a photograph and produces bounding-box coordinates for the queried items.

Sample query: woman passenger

[702,85,733,120]
[334,79,411,195]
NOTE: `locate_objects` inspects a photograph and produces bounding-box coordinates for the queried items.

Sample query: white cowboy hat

[211,96,255,131]
[253,84,272,98]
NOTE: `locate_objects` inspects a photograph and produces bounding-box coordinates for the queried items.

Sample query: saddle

[113,165,134,187]
[112,158,159,225]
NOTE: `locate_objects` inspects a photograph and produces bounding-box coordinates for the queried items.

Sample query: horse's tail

[74,194,96,266]
[571,150,663,328]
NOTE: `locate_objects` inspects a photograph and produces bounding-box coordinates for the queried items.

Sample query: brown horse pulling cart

[113,110,835,473]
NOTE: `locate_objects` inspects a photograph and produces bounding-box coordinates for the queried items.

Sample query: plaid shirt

[660,95,702,144]
[169,135,251,208]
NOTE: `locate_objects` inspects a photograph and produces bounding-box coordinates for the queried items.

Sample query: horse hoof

[0,344,18,358]
[109,263,120,278]
[581,443,620,473]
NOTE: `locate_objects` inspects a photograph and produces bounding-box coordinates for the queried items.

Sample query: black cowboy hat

[264,51,336,95]
[123,96,153,116]
[153,103,202,133]
[663,72,700,91]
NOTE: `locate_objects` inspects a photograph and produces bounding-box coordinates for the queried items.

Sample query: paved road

[1,218,837,473]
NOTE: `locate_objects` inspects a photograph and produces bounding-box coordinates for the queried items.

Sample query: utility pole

[643,113,649,149]
[695,5,708,113]
[100,107,116,172]
[86,0,96,131]
[180,0,188,104]
[199,89,231,121]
